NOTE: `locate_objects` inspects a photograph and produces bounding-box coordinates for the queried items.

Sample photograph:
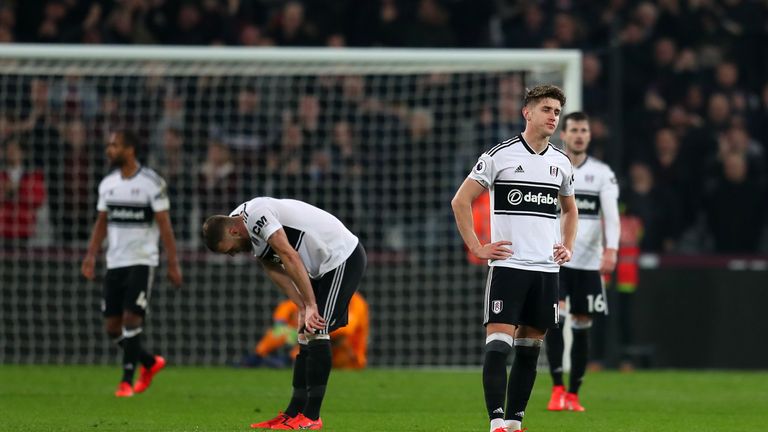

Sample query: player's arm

[155,210,182,287]
[556,193,578,265]
[451,178,512,260]
[260,260,305,309]
[600,177,621,274]
[81,211,108,280]
[266,228,326,332]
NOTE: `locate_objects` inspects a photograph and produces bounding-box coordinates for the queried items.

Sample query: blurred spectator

[717,123,765,182]
[239,23,269,46]
[651,129,689,190]
[622,162,681,252]
[297,94,325,150]
[198,140,239,231]
[153,127,194,241]
[151,88,185,162]
[704,93,733,139]
[210,86,268,153]
[503,4,547,48]
[267,122,305,198]
[49,72,99,119]
[267,1,319,46]
[582,53,608,119]
[702,152,766,253]
[170,3,208,45]
[406,0,455,47]
[53,119,99,242]
[0,138,46,245]
[330,120,362,176]
[545,13,584,49]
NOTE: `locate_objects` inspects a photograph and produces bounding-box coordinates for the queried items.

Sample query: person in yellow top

[241,292,369,369]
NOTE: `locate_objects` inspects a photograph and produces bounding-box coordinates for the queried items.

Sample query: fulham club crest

[549,166,559,177]
[492,300,503,314]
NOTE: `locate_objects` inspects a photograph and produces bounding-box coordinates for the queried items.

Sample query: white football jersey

[562,156,620,270]
[230,197,358,279]
[469,135,574,273]
[97,166,170,269]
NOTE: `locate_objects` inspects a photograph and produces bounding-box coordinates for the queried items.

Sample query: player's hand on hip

[81,255,96,280]
[167,261,183,288]
[553,243,572,265]
[472,241,513,261]
[304,304,326,333]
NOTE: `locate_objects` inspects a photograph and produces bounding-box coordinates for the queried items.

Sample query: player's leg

[250,331,308,429]
[504,325,546,431]
[483,267,530,432]
[119,266,164,393]
[565,313,591,411]
[545,267,571,410]
[503,271,559,431]
[285,332,309,417]
[544,300,566,410]
[564,269,606,411]
[484,323,515,432]
[279,242,366,430]
[103,267,134,396]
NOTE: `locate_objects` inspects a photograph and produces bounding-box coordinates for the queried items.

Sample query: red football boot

[272,413,323,430]
[115,381,134,397]
[133,355,166,394]
[565,392,586,412]
[547,385,566,411]
[249,412,293,429]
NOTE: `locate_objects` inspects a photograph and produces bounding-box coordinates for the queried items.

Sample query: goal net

[0,45,580,366]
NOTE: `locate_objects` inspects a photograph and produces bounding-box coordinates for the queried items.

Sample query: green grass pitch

[1,365,765,431]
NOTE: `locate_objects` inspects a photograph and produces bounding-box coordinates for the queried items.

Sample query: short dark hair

[116,130,141,149]
[202,215,231,252]
[562,111,589,128]
[523,85,566,108]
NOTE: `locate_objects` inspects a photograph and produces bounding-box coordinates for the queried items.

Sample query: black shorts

[312,242,367,335]
[559,266,608,316]
[102,265,155,317]
[483,266,560,330]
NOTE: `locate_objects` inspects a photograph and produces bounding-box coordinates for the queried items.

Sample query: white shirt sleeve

[600,167,621,249]
[96,180,107,212]
[559,160,575,196]
[245,203,282,243]
[467,153,497,188]
[149,178,171,212]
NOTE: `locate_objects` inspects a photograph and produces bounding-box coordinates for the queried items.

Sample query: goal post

[0,45,581,366]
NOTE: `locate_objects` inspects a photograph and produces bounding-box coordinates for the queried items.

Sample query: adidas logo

[515,165,525,173]
[493,407,504,414]
[514,411,525,417]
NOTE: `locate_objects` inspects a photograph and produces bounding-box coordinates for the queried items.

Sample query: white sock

[490,418,505,431]
[505,420,522,431]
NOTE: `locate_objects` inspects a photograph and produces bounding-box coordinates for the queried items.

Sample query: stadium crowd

[0,0,767,254]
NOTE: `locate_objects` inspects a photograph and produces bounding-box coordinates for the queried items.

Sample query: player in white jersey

[452,85,578,432]
[545,112,620,412]
[81,131,182,398]
[202,197,366,430]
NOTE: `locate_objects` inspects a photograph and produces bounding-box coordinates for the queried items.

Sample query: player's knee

[122,326,143,338]
[514,338,544,348]
[122,312,143,328]
[571,317,593,330]
[104,321,122,337]
[485,332,514,354]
